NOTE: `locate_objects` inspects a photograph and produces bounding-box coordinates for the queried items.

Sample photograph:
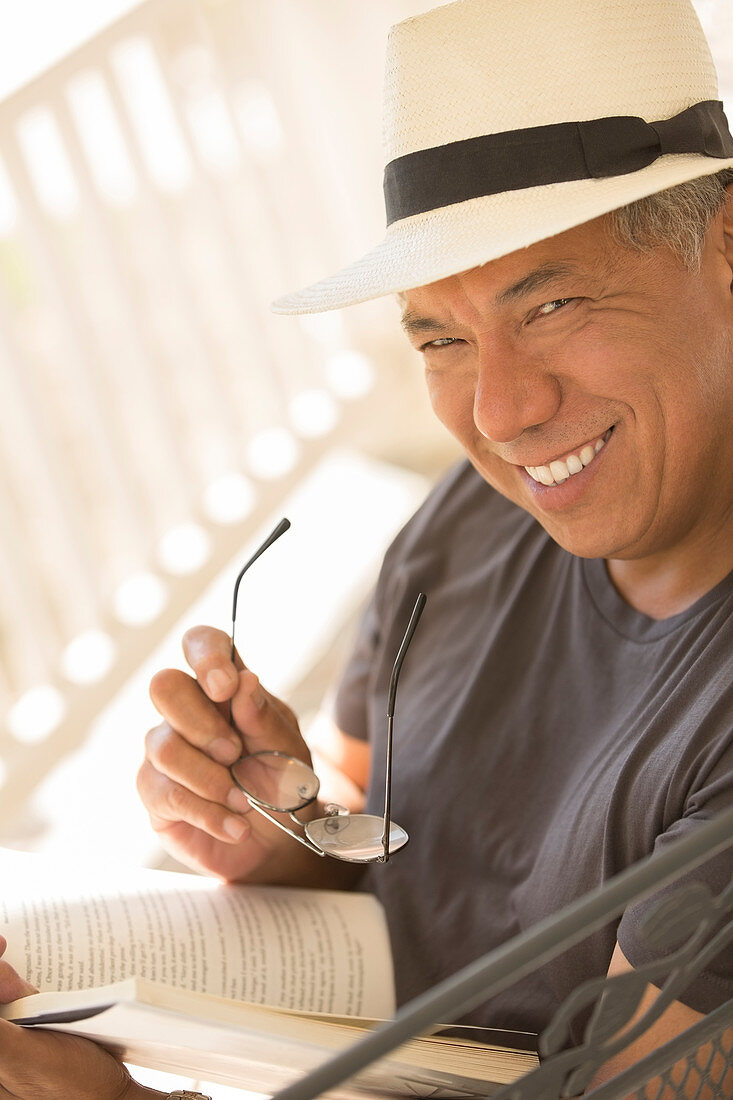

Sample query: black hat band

[383,99,733,226]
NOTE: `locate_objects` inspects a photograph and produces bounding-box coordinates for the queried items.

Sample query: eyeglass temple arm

[246,799,327,857]
[230,517,291,661]
[382,592,427,863]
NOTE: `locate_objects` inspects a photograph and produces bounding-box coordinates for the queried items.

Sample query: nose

[473,343,561,443]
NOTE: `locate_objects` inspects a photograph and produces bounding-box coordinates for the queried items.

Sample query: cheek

[424,368,478,441]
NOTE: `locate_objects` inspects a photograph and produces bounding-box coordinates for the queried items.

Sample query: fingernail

[206,668,236,699]
[209,738,241,765]
[227,787,250,813]
[20,979,38,996]
[223,815,249,841]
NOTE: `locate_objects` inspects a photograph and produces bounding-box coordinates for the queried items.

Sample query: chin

[536,517,645,561]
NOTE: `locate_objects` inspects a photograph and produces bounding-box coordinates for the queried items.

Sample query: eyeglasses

[226,518,426,863]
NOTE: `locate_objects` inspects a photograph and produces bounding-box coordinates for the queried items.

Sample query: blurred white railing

[0,0,445,840]
[0,0,729,845]
[0,0,729,1088]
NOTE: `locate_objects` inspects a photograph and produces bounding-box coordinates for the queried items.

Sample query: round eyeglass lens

[305,814,408,863]
[230,751,320,812]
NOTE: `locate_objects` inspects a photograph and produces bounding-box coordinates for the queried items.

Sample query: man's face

[401,212,733,565]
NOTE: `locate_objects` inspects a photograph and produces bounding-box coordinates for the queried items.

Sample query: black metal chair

[271,805,733,1100]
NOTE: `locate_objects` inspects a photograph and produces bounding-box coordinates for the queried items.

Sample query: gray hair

[609,167,733,269]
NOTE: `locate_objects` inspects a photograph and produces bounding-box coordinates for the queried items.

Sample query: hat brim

[271,154,733,315]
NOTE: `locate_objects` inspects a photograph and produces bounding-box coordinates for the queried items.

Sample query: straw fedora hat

[272,0,733,315]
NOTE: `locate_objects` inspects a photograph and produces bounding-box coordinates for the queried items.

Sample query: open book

[0,847,537,1097]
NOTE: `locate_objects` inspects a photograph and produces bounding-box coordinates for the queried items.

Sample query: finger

[144,723,251,814]
[182,625,244,702]
[148,670,241,765]
[0,960,38,1002]
[231,670,309,759]
[0,934,37,1000]
[137,756,251,844]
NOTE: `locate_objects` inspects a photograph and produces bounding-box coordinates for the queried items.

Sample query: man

[1,0,731,1096]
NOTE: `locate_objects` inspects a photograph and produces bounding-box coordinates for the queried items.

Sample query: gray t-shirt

[333,461,733,1036]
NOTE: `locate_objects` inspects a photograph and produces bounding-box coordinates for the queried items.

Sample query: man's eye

[536,298,574,317]
[420,337,460,351]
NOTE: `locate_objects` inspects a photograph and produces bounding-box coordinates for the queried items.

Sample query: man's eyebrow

[496,262,579,305]
[400,310,455,338]
[401,262,584,335]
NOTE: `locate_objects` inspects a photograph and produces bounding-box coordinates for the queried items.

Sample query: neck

[606,516,733,619]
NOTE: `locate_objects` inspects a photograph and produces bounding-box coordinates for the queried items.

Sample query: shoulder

[372,460,545,618]
[384,459,533,564]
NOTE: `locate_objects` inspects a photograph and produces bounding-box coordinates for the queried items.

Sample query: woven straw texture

[273,0,733,314]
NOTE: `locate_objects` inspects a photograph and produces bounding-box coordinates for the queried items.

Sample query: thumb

[0,951,38,1003]
[230,670,309,761]
[0,936,38,1001]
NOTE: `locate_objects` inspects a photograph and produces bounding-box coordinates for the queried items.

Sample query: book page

[0,848,394,1018]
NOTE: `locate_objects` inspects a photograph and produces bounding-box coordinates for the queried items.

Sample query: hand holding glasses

[226,518,426,864]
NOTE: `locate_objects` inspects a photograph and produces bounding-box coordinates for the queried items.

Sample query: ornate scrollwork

[491,876,733,1100]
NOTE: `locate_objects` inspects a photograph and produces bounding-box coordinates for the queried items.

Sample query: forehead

[401,215,622,323]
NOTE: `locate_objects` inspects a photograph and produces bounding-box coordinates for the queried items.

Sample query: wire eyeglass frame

[226,518,425,863]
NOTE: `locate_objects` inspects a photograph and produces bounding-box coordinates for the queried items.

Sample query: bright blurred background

[0,0,467,871]
[0,0,729,1093]
[0,0,730,865]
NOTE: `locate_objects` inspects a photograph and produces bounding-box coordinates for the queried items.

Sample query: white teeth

[527,465,554,486]
[525,431,611,487]
[549,459,570,483]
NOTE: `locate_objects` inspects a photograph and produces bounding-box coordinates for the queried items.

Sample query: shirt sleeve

[617,747,733,1014]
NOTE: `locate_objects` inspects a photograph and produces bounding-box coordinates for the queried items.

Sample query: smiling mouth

[524,428,614,487]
